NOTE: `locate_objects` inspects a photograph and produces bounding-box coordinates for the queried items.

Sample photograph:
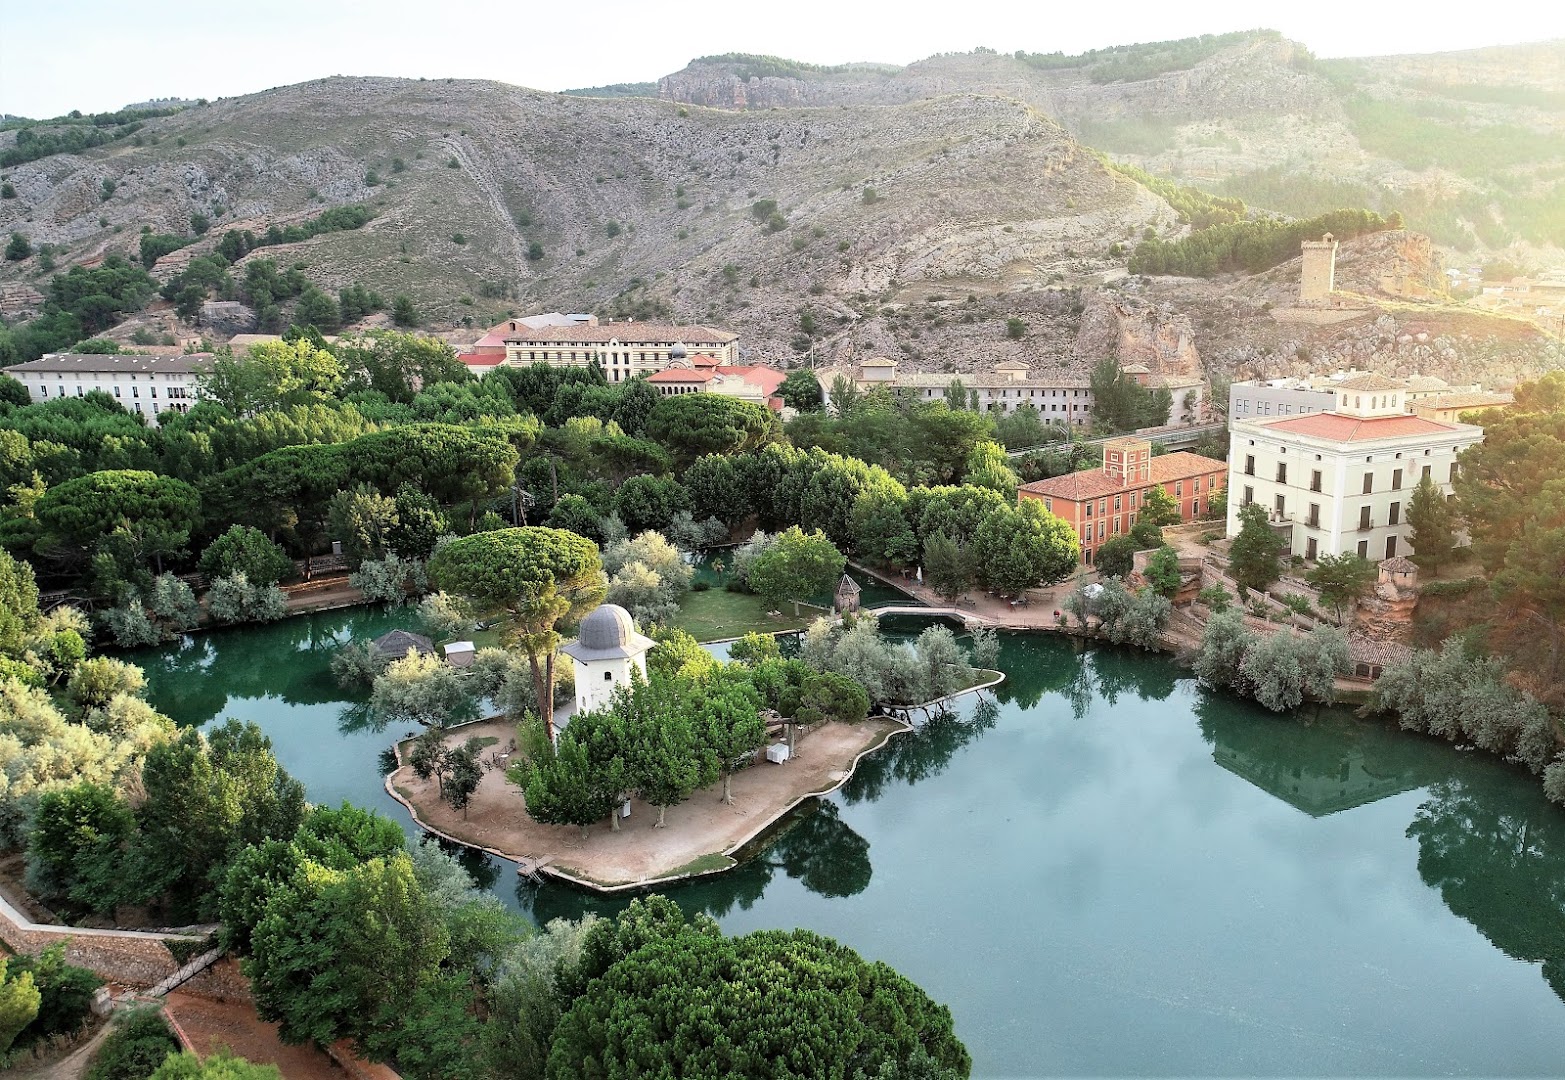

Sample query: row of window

[34,383,193,403]
[1081,500,1206,545]
[1240,488,1449,529]
[1243,458,1454,490]
[1302,536,1401,561]
[1232,398,1322,417]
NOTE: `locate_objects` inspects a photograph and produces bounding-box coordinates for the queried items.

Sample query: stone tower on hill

[1300,233,1339,304]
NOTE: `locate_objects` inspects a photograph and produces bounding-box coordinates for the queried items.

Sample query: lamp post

[511,484,535,527]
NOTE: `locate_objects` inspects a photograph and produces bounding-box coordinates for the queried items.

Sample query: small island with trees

[382,524,1001,888]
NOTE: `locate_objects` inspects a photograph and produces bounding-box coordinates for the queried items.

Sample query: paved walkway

[853,563,1084,631]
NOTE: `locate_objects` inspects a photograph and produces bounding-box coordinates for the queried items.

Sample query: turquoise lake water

[130,609,1565,1077]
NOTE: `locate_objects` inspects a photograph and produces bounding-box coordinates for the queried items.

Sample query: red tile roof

[647,368,717,383]
[1018,451,1227,503]
[458,353,503,368]
[1334,373,1406,392]
[720,365,786,395]
[1259,413,1462,441]
[502,322,736,344]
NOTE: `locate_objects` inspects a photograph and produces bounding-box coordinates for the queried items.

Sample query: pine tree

[1229,502,1286,593]
[1407,475,1457,573]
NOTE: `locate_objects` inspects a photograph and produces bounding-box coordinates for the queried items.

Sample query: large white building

[500,320,739,382]
[818,358,1206,427]
[1227,373,1483,562]
[1228,370,1486,423]
[2,352,211,417]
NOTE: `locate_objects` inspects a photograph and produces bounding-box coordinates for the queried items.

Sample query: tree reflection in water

[1409,776,1565,1002]
[524,795,877,927]
[842,698,998,805]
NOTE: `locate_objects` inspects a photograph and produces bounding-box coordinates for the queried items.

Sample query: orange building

[1018,437,1227,565]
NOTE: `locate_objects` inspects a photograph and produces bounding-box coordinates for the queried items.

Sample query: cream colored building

[1410,391,1513,424]
[818,358,1206,427]
[1300,234,1339,303]
[1228,375,1483,562]
[559,605,654,728]
[501,320,739,382]
[646,360,786,411]
[3,352,211,417]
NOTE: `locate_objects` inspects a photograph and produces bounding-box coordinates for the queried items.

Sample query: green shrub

[7,945,102,1048]
[85,1006,181,1080]
[1421,576,1484,598]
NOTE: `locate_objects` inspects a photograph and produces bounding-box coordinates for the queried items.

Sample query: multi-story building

[501,319,739,382]
[646,358,787,411]
[1228,378,1337,421]
[1228,370,1487,422]
[1227,379,1483,562]
[1018,437,1227,566]
[1410,391,1513,424]
[819,358,1206,427]
[2,352,211,417]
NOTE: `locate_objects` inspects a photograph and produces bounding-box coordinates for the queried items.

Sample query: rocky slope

[0,35,1559,389]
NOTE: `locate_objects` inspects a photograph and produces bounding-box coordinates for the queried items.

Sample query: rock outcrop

[1074,294,1202,376]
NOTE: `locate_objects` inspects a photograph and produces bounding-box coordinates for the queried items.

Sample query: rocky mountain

[0,32,1560,389]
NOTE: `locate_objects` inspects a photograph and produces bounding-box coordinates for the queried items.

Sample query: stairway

[146,946,223,999]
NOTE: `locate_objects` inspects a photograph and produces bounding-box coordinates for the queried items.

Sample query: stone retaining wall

[179,956,254,1004]
[0,891,204,988]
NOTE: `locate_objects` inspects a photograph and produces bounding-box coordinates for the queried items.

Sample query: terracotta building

[1018,437,1227,565]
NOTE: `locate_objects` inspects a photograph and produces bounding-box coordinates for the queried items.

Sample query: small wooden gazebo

[834,574,862,614]
[371,629,435,661]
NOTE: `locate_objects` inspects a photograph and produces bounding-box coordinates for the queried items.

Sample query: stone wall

[179,956,254,1004]
[0,892,204,988]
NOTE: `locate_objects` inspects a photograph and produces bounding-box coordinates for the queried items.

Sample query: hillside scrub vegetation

[1129,208,1398,277]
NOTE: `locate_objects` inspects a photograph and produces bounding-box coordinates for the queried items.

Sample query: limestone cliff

[1073,294,1202,377]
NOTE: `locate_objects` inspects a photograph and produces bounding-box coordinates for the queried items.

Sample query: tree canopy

[547,898,971,1080]
[428,527,604,737]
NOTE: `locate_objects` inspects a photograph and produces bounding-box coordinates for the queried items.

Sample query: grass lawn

[671,588,822,642]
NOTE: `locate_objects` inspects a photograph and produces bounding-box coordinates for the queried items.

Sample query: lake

[130,609,1565,1077]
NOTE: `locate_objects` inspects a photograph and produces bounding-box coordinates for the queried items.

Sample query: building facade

[1228,379,1338,421]
[819,358,1206,427]
[1227,386,1483,562]
[1018,437,1227,565]
[1410,391,1513,424]
[645,360,786,411]
[501,320,739,382]
[2,353,211,417]
[559,605,655,728]
[1300,234,1339,303]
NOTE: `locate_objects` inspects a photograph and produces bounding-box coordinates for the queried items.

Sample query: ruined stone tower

[1300,233,1338,304]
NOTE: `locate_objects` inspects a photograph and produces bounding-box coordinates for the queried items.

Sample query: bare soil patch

[162,992,348,1079]
[389,715,904,889]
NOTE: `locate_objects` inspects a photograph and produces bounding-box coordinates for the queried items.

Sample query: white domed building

[559,604,656,724]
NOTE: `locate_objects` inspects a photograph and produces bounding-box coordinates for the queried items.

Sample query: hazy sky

[3,0,1562,118]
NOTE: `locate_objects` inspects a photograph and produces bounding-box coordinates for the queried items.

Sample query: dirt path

[388,715,904,888]
[163,992,375,1079]
[7,1020,114,1080]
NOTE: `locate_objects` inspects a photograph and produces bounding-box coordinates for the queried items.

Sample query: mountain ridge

[1,34,1559,391]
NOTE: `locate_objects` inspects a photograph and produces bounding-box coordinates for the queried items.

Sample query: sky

[3,0,1563,119]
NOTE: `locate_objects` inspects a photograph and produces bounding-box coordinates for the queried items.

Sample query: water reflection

[524,795,876,925]
[132,607,405,727]
[1196,692,1450,817]
[1409,776,1565,1000]
[122,608,1565,1070]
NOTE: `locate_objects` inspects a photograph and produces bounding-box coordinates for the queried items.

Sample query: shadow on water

[840,697,998,804]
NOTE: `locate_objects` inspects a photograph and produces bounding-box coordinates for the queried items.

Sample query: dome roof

[579,604,638,650]
[669,342,688,359]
